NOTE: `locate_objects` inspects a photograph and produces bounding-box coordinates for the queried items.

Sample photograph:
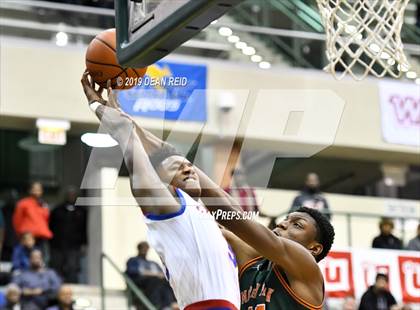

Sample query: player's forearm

[94,105,175,205]
[200,186,301,268]
[196,168,243,212]
[132,121,167,155]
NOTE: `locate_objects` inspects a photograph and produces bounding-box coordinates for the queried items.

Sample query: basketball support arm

[80,72,181,216]
[92,105,180,215]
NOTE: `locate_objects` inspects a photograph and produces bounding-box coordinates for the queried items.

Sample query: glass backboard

[115,0,244,67]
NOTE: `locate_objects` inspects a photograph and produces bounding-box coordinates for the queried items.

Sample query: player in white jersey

[81,73,240,309]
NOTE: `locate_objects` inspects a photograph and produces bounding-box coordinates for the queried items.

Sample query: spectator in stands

[0,189,19,262]
[12,249,61,310]
[11,232,37,272]
[126,241,175,309]
[289,172,331,220]
[49,186,87,283]
[406,223,420,251]
[13,182,52,259]
[358,273,397,310]
[224,168,259,212]
[372,218,403,250]
[46,285,74,310]
[1,283,21,310]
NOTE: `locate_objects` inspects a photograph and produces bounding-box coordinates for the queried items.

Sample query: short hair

[376,273,389,282]
[137,241,149,251]
[149,144,180,170]
[379,217,394,229]
[295,206,335,262]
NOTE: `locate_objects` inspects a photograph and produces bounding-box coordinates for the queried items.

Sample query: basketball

[85,28,147,89]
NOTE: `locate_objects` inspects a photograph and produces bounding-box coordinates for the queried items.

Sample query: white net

[316,0,411,81]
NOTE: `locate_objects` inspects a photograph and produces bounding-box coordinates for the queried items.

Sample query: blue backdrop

[118,61,207,122]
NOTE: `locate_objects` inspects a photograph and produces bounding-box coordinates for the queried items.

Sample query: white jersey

[145,188,240,310]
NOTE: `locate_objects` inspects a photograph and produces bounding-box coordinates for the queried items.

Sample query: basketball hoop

[316,0,411,81]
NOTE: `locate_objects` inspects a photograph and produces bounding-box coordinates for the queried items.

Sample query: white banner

[379,80,420,147]
[319,248,420,305]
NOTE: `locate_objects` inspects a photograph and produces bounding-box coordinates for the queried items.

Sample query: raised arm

[81,73,179,216]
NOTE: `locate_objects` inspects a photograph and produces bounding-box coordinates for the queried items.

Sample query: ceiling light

[380,52,391,59]
[242,46,256,56]
[81,133,118,148]
[344,25,357,34]
[415,78,420,85]
[211,20,218,25]
[384,177,394,186]
[235,41,247,49]
[259,61,271,69]
[251,55,262,63]
[368,43,381,54]
[218,27,232,36]
[55,31,68,47]
[406,71,417,79]
[227,35,240,43]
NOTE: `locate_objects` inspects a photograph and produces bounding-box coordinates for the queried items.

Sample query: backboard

[115,0,244,67]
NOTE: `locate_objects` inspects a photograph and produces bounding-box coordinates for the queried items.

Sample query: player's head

[273,207,334,262]
[149,145,201,197]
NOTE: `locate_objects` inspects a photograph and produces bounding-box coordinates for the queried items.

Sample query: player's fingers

[81,71,89,85]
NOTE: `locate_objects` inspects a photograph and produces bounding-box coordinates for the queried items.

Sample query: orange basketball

[85,28,147,90]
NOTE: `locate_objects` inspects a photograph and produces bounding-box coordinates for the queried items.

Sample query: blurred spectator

[372,218,403,250]
[343,296,357,310]
[49,187,87,283]
[406,223,420,251]
[46,285,74,310]
[224,168,259,212]
[12,232,37,272]
[13,182,52,259]
[126,242,175,309]
[0,189,19,261]
[289,173,331,220]
[0,283,21,310]
[358,273,397,310]
[12,249,61,310]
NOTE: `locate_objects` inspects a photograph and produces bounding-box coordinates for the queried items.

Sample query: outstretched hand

[81,71,135,126]
[81,71,106,104]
